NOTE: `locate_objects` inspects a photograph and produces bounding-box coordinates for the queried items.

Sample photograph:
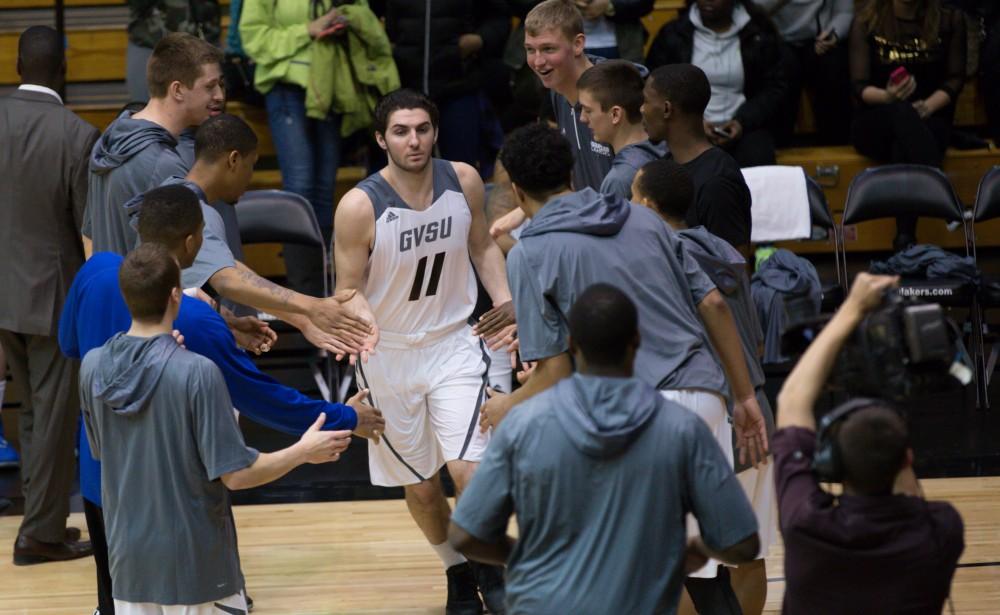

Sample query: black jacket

[645,8,789,132]
[375,0,510,102]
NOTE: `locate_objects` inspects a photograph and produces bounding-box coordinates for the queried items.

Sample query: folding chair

[973,166,1000,407]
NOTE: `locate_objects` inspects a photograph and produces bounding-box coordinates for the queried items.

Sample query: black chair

[973,166,1000,404]
[236,189,336,402]
[805,177,846,311]
[842,164,982,402]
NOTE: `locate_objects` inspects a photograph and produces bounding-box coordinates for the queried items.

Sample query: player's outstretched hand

[516,361,536,385]
[732,395,768,468]
[228,314,278,355]
[480,387,513,433]
[347,388,384,444]
[171,329,185,349]
[338,290,380,365]
[299,318,357,358]
[683,537,711,574]
[310,289,373,351]
[489,208,526,238]
[297,413,353,464]
[474,301,516,339]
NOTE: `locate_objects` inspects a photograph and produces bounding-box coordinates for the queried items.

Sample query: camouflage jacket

[128,0,222,48]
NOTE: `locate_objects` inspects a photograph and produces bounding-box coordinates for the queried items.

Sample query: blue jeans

[265,83,342,295]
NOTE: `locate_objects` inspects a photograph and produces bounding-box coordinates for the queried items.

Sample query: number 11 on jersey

[408,252,446,301]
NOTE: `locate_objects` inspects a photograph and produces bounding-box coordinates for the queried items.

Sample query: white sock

[431,540,467,569]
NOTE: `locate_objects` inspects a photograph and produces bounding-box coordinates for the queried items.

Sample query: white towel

[742,165,812,243]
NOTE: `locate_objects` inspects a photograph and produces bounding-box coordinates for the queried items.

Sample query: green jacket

[128,0,221,48]
[241,0,399,136]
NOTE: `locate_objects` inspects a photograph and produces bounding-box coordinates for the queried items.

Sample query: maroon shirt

[773,427,964,614]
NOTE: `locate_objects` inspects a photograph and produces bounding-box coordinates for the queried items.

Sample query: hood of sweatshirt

[90,111,179,175]
[552,374,659,458]
[520,188,631,239]
[689,3,752,38]
[90,333,180,415]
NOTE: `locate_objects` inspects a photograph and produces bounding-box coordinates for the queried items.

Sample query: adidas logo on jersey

[386,211,399,222]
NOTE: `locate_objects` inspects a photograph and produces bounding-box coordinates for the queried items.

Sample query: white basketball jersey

[356,159,477,336]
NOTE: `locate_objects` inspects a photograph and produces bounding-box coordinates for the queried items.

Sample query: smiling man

[83,32,224,256]
[576,59,664,200]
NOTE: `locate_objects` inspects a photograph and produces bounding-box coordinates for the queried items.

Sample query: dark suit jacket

[0,88,99,336]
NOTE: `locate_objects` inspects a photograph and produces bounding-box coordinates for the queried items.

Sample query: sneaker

[470,562,506,615]
[246,592,253,612]
[0,437,19,469]
[445,562,484,615]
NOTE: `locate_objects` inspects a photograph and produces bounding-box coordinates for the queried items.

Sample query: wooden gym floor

[1,477,998,614]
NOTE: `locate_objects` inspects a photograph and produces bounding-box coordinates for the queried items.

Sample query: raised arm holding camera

[774,272,964,615]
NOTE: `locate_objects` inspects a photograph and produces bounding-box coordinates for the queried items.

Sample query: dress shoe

[13,533,93,565]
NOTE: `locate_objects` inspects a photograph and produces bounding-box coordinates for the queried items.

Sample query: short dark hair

[569,284,639,366]
[635,159,695,220]
[136,185,204,249]
[576,60,645,124]
[147,32,223,99]
[119,243,180,322]
[195,114,259,163]
[647,64,712,116]
[374,89,440,136]
[498,123,574,199]
[838,405,910,495]
[18,26,63,81]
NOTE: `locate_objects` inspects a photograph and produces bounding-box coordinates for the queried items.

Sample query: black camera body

[782,291,961,401]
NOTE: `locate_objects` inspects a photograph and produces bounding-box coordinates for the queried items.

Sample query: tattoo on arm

[237,269,294,307]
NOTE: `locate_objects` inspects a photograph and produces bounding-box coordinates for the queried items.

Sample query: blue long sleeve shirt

[59,252,357,506]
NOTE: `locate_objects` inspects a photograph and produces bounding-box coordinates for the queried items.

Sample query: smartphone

[889,66,910,86]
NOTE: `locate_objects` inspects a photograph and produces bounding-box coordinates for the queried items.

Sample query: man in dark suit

[0,25,99,565]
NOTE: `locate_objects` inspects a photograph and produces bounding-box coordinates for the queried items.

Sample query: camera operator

[774,273,964,615]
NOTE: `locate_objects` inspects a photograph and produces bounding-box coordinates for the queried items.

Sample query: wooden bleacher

[1,0,997,260]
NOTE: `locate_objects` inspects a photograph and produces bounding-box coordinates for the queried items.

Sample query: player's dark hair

[576,60,645,124]
[838,406,910,495]
[374,89,440,136]
[498,123,573,200]
[136,185,204,249]
[18,26,63,83]
[635,159,695,221]
[195,113,258,163]
[569,284,639,366]
[647,64,712,116]
[119,243,180,322]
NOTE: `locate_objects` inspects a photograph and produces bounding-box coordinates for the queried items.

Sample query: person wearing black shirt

[641,63,752,258]
[774,272,965,615]
[849,0,966,251]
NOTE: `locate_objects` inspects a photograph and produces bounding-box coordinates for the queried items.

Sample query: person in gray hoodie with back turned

[82,32,224,256]
[79,243,352,613]
[450,284,759,615]
[480,122,768,615]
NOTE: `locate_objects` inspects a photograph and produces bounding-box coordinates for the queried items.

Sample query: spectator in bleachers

[576,59,666,200]
[849,0,967,252]
[240,0,397,297]
[1,25,100,566]
[126,0,221,102]
[754,0,854,145]
[375,0,509,179]
[646,0,788,168]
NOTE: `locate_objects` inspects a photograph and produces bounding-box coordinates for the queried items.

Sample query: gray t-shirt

[80,333,258,605]
[452,374,758,615]
[508,190,728,398]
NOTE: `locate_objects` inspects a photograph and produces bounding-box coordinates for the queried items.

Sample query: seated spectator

[754,0,854,144]
[377,0,508,179]
[848,0,966,251]
[641,63,753,257]
[774,272,965,614]
[79,243,354,614]
[577,59,666,199]
[646,0,788,167]
[449,283,760,615]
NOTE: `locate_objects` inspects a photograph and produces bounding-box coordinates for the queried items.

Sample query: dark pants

[851,102,951,241]
[781,40,852,145]
[84,499,114,614]
[721,128,777,168]
[265,83,342,297]
[0,330,77,543]
[437,92,504,180]
[685,567,743,614]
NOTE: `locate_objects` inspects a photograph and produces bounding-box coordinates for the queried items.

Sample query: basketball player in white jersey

[334,90,514,615]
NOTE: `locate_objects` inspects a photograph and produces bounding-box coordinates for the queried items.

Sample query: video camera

[780,290,971,401]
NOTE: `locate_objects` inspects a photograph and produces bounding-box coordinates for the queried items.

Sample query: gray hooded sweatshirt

[80,333,258,605]
[600,139,667,200]
[508,188,728,398]
[83,111,189,254]
[453,374,757,615]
